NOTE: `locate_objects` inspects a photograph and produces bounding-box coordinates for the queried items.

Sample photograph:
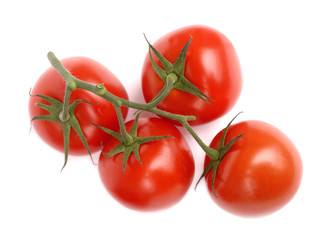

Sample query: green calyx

[144,34,213,105]
[31,93,93,171]
[195,112,244,197]
[92,113,174,173]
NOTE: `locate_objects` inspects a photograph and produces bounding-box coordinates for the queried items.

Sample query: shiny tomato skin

[29,57,128,155]
[205,121,303,217]
[98,117,195,211]
[141,25,242,125]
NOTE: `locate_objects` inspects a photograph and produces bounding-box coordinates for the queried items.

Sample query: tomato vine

[32,34,241,194]
[46,48,222,163]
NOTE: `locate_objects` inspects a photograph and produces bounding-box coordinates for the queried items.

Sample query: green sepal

[90,122,122,141]
[61,121,71,171]
[31,93,94,170]
[144,35,214,105]
[93,113,174,173]
[31,94,64,122]
[195,112,244,197]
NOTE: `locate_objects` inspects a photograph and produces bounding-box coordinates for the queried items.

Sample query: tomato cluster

[29,25,302,217]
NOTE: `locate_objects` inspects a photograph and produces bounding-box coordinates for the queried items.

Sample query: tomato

[141,25,242,125]
[204,120,303,217]
[98,117,195,211]
[29,56,128,155]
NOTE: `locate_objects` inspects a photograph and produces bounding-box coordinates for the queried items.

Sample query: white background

[1,0,330,239]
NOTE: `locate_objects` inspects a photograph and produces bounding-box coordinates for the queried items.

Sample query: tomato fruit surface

[98,117,195,211]
[141,25,242,125]
[205,120,303,217]
[29,57,128,155]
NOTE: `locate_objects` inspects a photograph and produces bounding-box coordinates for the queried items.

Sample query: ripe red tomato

[141,25,242,125]
[205,120,303,217]
[98,117,195,211]
[29,56,128,155]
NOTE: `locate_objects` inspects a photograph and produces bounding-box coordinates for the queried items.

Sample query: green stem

[113,103,133,145]
[47,52,77,122]
[46,52,183,121]
[145,73,176,108]
[59,85,72,122]
[47,52,215,158]
[181,121,219,160]
[47,52,73,81]
[74,78,196,123]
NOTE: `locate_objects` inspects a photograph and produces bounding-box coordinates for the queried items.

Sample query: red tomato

[141,25,242,125]
[29,56,128,155]
[205,121,303,217]
[98,117,195,211]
